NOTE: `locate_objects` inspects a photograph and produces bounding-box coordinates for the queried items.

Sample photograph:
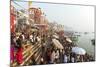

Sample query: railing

[11,42,42,67]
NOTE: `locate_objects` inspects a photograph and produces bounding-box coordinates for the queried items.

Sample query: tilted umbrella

[72,47,86,55]
[52,39,64,49]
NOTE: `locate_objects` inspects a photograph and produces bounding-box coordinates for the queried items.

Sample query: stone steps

[11,42,43,67]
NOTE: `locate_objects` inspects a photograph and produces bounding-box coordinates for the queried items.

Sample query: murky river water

[76,33,95,57]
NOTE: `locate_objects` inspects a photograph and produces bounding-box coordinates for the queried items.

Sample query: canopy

[52,39,64,49]
[72,47,86,55]
[16,32,21,36]
[52,35,59,39]
[34,24,48,27]
[64,35,72,43]
[31,29,38,32]
[66,38,72,43]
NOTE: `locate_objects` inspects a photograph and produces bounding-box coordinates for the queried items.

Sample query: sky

[11,1,95,32]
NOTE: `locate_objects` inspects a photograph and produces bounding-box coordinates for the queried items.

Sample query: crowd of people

[10,30,43,65]
[38,34,95,65]
[10,28,95,66]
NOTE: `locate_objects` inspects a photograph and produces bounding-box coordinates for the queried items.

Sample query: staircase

[11,42,42,67]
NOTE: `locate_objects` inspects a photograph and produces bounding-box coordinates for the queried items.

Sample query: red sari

[16,48,23,64]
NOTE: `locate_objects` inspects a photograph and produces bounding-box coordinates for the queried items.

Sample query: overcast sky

[12,1,95,32]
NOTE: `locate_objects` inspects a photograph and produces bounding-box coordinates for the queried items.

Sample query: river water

[76,33,95,57]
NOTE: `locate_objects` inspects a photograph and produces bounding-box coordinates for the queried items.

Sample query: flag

[28,1,32,7]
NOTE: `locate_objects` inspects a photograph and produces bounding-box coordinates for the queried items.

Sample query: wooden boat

[91,39,95,45]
